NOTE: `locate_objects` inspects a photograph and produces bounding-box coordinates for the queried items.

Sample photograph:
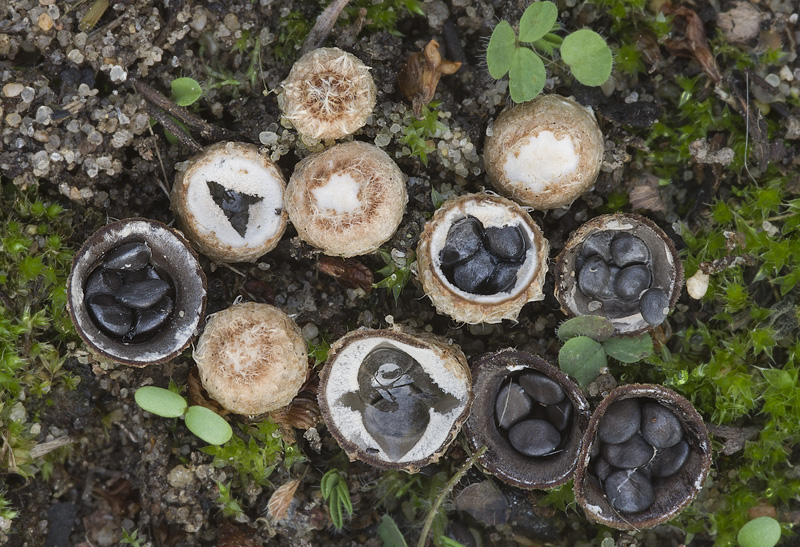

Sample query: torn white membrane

[184,150,284,248]
[325,337,470,464]
[503,130,580,193]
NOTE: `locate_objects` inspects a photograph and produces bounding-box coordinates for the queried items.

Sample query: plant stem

[416,446,487,547]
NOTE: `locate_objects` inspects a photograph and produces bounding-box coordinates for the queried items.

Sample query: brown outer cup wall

[573,384,712,530]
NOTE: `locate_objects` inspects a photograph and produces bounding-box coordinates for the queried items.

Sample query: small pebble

[484,225,526,261]
[495,383,533,429]
[647,439,690,478]
[519,372,565,405]
[614,264,652,301]
[577,255,610,297]
[3,83,24,98]
[508,419,562,457]
[609,233,650,267]
[440,216,484,267]
[598,399,641,444]
[604,469,655,513]
[639,288,670,326]
[640,402,684,448]
[602,434,655,469]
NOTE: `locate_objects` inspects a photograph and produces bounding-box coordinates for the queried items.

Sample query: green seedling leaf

[737,516,782,547]
[486,21,516,79]
[561,29,613,87]
[508,47,546,103]
[603,333,654,363]
[134,386,187,418]
[185,406,232,445]
[439,538,468,547]
[519,1,558,43]
[171,77,202,106]
[557,316,615,342]
[378,515,408,547]
[559,336,607,388]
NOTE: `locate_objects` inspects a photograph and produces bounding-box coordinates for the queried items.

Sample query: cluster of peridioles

[65,44,702,530]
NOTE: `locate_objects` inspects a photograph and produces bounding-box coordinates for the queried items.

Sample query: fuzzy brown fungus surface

[279,47,377,140]
[484,94,604,210]
[194,302,308,416]
[285,141,407,257]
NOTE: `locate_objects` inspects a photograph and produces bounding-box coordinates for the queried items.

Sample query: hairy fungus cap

[554,213,683,334]
[318,327,472,472]
[484,95,604,210]
[194,302,308,416]
[67,219,206,366]
[464,350,591,489]
[171,142,288,263]
[285,141,407,257]
[574,384,712,530]
[279,47,377,140]
[416,193,549,324]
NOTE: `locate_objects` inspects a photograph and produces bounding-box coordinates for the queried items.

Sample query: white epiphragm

[312,172,362,214]
[503,131,579,192]
[184,152,284,247]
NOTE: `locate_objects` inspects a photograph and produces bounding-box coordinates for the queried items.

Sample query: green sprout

[374,249,416,304]
[170,77,203,106]
[320,469,353,531]
[398,101,447,166]
[556,316,653,387]
[214,480,244,518]
[486,1,613,102]
[134,386,232,445]
[737,516,782,547]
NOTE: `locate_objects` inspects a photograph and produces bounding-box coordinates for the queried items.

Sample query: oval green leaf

[171,77,203,106]
[519,1,559,43]
[487,21,517,79]
[134,386,187,418]
[185,405,232,445]
[737,516,781,547]
[558,336,607,388]
[508,47,546,103]
[561,29,613,86]
[557,315,615,342]
[603,333,654,363]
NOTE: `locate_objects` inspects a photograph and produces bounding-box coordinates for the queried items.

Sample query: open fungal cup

[464,350,591,489]
[318,328,472,472]
[416,193,549,324]
[285,141,407,257]
[574,384,711,530]
[67,219,206,366]
[554,213,683,334]
[171,142,288,263]
[194,302,308,416]
[484,94,604,210]
[279,47,377,141]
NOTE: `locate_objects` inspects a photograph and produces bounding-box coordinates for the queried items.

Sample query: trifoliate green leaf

[519,1,559,43]
[486,21,516,79]
[508,47,546,103]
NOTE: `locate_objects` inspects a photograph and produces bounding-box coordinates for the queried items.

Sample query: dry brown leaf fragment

[663,5,722,84]
[268,479,301,521]
[399,39,461,119]
[317,256,373,292]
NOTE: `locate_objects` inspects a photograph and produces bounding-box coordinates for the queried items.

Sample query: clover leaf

[561,29,613,86]
[487,21,516,79]
[519,1,559,43]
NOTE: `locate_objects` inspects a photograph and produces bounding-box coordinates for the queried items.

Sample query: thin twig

[299,0,352,57]
[142,100,203,153]
[146,124,172,199]
[416,446,488,547]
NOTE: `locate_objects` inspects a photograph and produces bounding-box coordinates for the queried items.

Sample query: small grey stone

[602,433,655,469]
[610,233,650,267]
[614,264,652,301]
[604,469,655,513]
[519,372,565,405]
[639,288,670,326]
[484,225,526,261]
[647,438,690,478]
[115,279,171,309]
[104,241,151,271]
[545,397,573,431]
[508,419,562,457]
[577,255,610,298]
[597,399,641,444]
[440,216,484,267]
[452,248,496,293]
[495,383,533,430]
[581,231,614,260]
[640,402,684,448]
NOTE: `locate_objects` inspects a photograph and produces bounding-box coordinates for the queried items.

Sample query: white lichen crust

[484,95,604,210]
[285,141,407,257]
[171,142,288,263]
[279,47,377,140]
[318,327,472,472]
[416,193,549,324]
[194,302,308,416]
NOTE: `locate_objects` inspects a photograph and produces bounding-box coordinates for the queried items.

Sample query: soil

[2,0,800,546]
